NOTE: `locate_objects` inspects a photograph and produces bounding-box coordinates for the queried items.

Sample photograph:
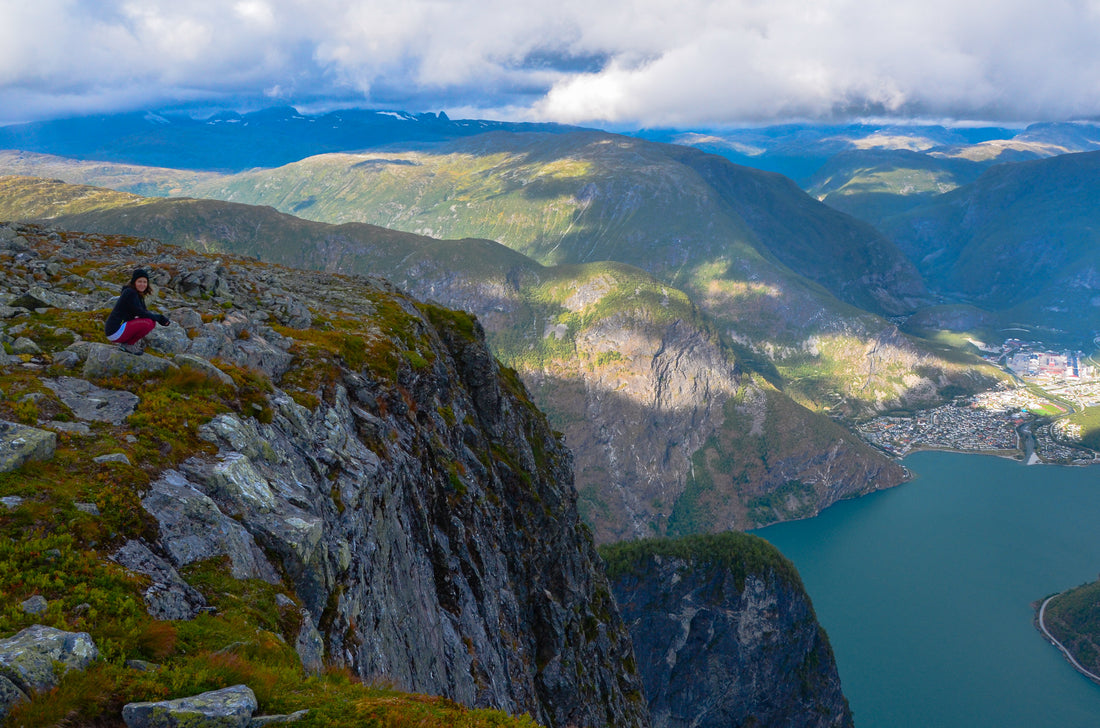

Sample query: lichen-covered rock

[42,376,140,424]
[122,684,257,728]
[11,336,40,355]
[19,596,47,615]
[294,609,324,676]
[0,625,99,697]
[8,286,75,311]
[603,533,853,728]
[0,420,57,473]
[82,342,177,379]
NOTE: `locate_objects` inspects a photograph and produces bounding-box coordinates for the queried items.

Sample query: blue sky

[2,0,1099,126]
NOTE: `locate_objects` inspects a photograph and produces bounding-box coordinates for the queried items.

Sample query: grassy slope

[599,530,801,591]
[0,228,536,728]
[807,148,988,223]
[166,131,924,315]
[1064,405,1100,450]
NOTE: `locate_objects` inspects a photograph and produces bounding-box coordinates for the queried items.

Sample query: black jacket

[105,286,166,337]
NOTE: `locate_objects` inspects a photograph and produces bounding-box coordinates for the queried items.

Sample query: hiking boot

[119,343,144,356]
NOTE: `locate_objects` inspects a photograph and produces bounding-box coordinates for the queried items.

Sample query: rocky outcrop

[603,533,853,728]
[0,625,99,719]
[41,376,140,424]
[174,323,651,728]
[0,222,649,728]
[110,539,209,621]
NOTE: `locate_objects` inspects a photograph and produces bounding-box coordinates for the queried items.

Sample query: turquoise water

[753,451,1100,728]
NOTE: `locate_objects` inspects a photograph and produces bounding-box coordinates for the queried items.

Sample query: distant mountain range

[636,121,1100,186]
[879,150,1100,339]
[636,119,1100,344]
[0,106,580,172]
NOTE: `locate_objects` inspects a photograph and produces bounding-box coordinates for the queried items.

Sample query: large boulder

[122,684,257,728]
[144,324,192,356]
[0,625,99,718]
[82,343,177,379]
[0,420,57,473]
[8,286,79,311]
[42,377,140,425]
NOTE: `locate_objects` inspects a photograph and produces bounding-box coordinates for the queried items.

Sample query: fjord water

[753,451,1100,728]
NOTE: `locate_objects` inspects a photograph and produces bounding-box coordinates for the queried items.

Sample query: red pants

[109,318,156,345]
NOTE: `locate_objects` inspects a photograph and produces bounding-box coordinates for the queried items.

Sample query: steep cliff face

[175,308,650,728]
[0,222,649,728]
[602,533,853,728]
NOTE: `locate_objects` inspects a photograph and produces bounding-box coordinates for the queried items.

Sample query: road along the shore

[1037,596,1100,685]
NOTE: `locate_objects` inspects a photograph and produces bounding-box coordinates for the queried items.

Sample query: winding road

[1037,596,1100,685]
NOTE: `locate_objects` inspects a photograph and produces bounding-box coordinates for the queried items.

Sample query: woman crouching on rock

[105,268,171,355]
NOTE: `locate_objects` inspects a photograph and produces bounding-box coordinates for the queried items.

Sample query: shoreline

[1035,595,1100,687]
[876,443,1099,468]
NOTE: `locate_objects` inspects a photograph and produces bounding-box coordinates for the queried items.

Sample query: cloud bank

[1,0,1098,125]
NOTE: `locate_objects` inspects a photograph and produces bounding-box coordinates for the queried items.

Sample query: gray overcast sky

[2,0,1099,126]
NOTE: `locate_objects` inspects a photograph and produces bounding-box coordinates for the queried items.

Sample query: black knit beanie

[130,268,150,285]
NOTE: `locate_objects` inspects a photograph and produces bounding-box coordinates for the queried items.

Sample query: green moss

[599,531,802,593]
[421,302,479,344]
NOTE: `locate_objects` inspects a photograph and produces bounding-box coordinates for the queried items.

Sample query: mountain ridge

[4,175,990,542]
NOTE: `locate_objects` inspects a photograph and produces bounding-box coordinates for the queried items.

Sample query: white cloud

[1,0,1099,125]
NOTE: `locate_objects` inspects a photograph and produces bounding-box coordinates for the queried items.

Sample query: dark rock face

[604,534,853,728]
[172,314,652,728]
